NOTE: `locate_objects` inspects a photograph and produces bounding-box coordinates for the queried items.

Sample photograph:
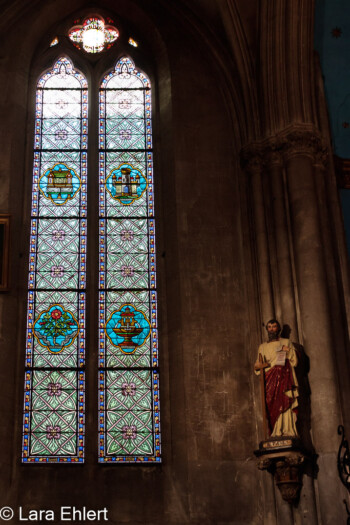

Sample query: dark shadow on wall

[282,324,318,478]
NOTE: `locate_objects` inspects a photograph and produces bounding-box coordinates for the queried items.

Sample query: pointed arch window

[98,57,160,462]
[22,57,87,463]
[22,53,161,463]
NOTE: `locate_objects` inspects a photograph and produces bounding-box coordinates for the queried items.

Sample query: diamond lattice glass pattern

[99,57,160,462]
[23,57,87,463]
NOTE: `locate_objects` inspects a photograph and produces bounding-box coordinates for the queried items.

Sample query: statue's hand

[254,361,270,371]
[282,345,289,352]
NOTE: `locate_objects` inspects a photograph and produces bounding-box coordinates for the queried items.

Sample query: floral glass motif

[69,16,119,54]
[99,57,161,462]
[22,57,87,463]
[34,305,78,354]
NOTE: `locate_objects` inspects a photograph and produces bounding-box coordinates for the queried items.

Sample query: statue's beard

[268,331,280,341]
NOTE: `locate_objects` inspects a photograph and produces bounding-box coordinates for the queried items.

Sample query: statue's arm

[254,345,270,374]
[282,340,298,367]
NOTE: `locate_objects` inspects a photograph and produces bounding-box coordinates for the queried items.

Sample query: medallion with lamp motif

[105,305,150,354]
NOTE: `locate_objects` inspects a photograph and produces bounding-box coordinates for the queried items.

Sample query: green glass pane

[37,218,80,253]
[32,370,78,390]
[106,370,152,411]
[31,410,77,432]
[36,252,79,289]
[33,352,79,369]
[106,150,146,171]
[42,134,81,151]
[30,431,77,456]
[35,289,78,304]
[106,118,145,150]
[106,252,148,289]
[32,390,77,412]
[106,431,153,456]
[107,218,148,252]
[42,118,81,135]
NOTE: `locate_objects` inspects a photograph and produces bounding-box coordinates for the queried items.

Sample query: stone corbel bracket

[255,439,307,505]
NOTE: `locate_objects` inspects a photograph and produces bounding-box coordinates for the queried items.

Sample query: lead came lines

[99,57,160,462]
[22,57,87,463]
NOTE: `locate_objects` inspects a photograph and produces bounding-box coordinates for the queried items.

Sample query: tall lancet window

[99,57,161,462]
[22,57,87,463]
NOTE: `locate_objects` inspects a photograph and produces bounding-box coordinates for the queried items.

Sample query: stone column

[313,155,350,431]
[263,142,319,525]
[245,151,289,525]
[283,131,347,523]
[245,153,275,328]
[264,147,299,340]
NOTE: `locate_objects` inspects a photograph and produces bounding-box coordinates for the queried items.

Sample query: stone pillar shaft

[285,149,345,525]
[248,159,275,328]
[245,156,280,524]
[266,155,299,339]
[285,152,342,449]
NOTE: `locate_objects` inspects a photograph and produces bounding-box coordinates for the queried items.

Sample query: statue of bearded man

[254,319,299,437]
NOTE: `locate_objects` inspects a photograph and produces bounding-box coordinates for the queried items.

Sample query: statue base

[254,438,307,504]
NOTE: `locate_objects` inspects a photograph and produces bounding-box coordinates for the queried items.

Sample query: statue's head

[266,319,281,341]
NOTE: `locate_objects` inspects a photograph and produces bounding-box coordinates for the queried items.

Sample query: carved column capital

[313,145,329,170]
[240,145,264,174]
[241,128,330,172]
[263,141,284,169]
[280,130,323,162]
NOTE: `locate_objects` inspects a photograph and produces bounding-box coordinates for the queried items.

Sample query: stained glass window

[22,57,87,463]
[69,16,119,54]
[128,38,138,48]
[99,57,161,462]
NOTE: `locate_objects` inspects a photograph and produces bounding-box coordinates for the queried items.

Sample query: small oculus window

[69,16,119,53]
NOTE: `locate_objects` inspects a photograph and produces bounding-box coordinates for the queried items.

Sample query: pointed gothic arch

[22,51,161,463]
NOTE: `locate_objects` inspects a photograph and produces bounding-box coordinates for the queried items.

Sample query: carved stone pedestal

[254,438,306,504]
